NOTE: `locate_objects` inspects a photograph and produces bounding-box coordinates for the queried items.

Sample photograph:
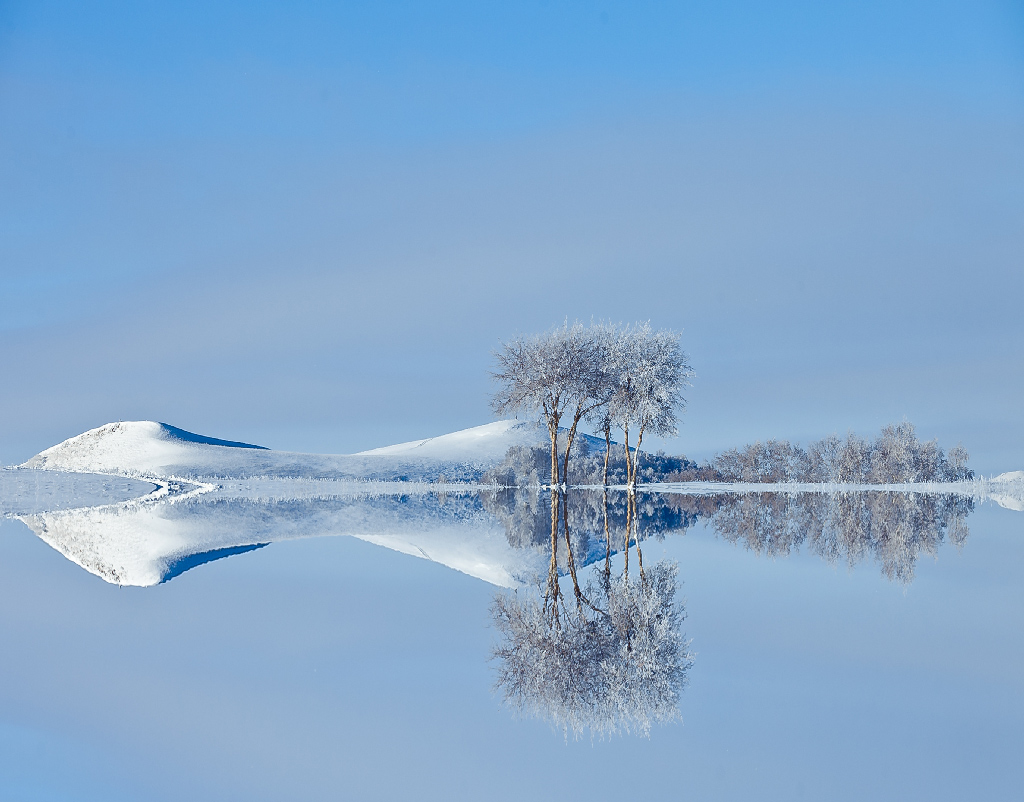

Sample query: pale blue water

[0,494,1020,800]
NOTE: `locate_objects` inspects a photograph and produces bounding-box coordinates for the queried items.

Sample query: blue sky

[1,1,1023,468]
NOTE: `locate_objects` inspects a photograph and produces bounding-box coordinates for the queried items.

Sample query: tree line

[708,421,973,484]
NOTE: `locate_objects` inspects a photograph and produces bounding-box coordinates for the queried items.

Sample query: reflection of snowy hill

[0,468,157,515]
[22,489,548,588]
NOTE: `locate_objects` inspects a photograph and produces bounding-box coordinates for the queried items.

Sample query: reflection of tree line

[482,443,697,553]
[481,479,974,587]
[675,491,974,584]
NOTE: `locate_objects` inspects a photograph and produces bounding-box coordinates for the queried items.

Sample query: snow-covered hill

[22,419,550,481]
[23,421,262,476]
[358,418,606,460]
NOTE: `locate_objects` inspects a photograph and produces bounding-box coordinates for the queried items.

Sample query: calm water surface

[0,477,1021,800]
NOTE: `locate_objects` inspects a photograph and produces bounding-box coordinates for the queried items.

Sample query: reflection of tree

[705,492,974,584]
[480,483,696,562]
[491,561,692,739]
[488,420,696,737]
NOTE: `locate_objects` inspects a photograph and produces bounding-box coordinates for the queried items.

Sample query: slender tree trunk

[560,400,589,491]
[603,423,611,485]
[560,488,586,605]
[624,424,634,492]
[543,407,561,618]
[547,413,561,488]
[603,422,612,575]
[631,492,646,582]
[547,482,560,616]
[561,416,578,491]
[623,454,631,579]
[634,427,645,488]
[603,487,611,576]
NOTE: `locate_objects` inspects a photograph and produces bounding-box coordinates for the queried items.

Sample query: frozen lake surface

[0,422,1022,800]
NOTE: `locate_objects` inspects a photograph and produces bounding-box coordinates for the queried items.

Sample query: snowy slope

[987,471,1024,511]
[359,419,608,459]
[356,419,543,459]
[21,419,550,481]
[23,421,266,476]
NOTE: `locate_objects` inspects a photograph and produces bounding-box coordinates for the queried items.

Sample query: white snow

[8,419,1023,587]
[355,419,544,459]
[21,419,547,481]
[984,472,1024,511]
[25,422,194,475]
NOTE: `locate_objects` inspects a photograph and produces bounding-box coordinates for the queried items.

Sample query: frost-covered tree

[591,323,691,576]
[712,439,808,483]
[945,444,973,481]
[599,322,692,493]
[491,321,611,489]
[491,322,612,605]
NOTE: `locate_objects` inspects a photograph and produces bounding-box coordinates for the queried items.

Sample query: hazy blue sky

[2,1,1022,469]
